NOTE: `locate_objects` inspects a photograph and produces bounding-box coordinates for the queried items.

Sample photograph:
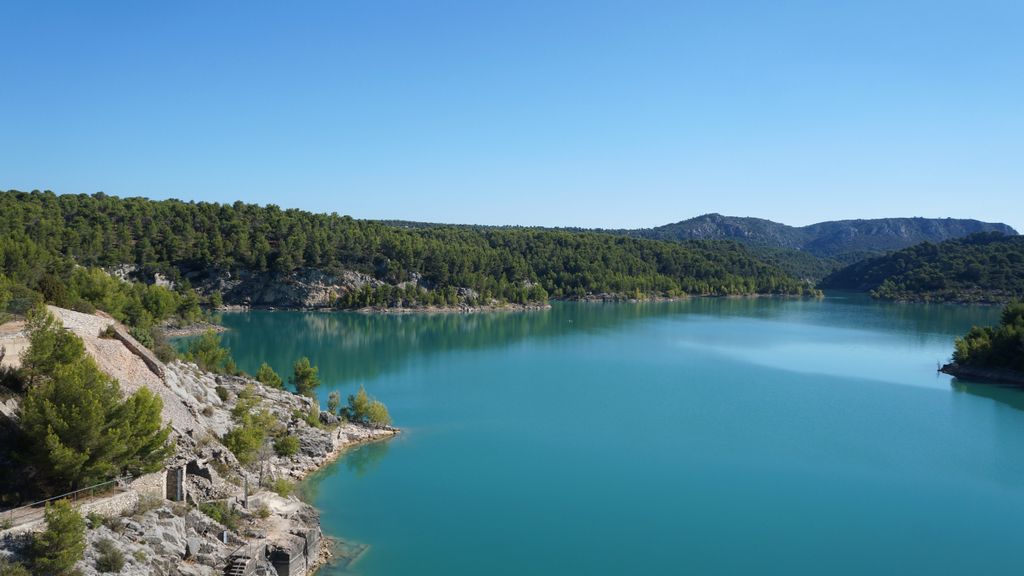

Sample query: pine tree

[18,310,172,492]
[327,391,341,415]
[184,330,232,373]
[256,362,283,389]
[19,305,84,386]
[346,385,370,423]
[33,499,85,576]
[108,388,174,475]
[366,400,392,427]
[20,357,122,488]
[290,357,320,397]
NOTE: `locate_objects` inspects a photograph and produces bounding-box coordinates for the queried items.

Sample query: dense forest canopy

[952,302,1024,372]
[0,190,814,309]
[819,233,1024,303]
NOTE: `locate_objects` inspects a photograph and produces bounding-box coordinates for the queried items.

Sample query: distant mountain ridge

[621,214,1018,259]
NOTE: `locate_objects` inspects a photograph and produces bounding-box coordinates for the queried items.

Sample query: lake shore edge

[940,362,1024,386]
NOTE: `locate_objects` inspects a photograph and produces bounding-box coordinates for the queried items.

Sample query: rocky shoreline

[158,320,230,338]
[940,362,1024,386]
[0,308,398,575]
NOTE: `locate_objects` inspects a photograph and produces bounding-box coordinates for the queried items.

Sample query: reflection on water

[298,440,392,505]
[344,441,390,477]
[216,295,1000,388]
[221,297,1019,576]
[952,379,1024,412]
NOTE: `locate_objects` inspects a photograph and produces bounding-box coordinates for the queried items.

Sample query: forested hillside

[819,233,1024,303]
[0,190,815,311]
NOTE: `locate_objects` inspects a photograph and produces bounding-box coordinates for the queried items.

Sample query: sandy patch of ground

[0,320,27,371]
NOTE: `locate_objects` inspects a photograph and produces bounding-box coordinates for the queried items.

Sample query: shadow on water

[951,378,1024,413]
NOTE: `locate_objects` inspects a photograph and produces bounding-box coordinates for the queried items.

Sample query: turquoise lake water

[216,296,1024,576]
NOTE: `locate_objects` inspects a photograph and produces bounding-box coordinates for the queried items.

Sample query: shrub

[198,501,241,532]
[271,478,293,497]
[273,435,300,457]
[256,363,283,389]
[94,538,125,573]
[215,385,229,402]
[223,386,278,465]
[257,504,271,519]
[0,561,30,576]
[304,403,322,428]
[86,511,106,528]
[133,494,163,517]
[102,515,124,532]
[33,499,85,576]
[129,325,155,349]
[201,405,215,417]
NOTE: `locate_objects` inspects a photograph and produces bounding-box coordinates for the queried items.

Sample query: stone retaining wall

[79,490,140,519]
[130,470,167,500]
[111,325,165,379]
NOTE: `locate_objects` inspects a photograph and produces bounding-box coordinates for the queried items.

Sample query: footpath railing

[1,474,131,529]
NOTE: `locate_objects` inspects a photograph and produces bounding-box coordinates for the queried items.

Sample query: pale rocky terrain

[0,307,397,575]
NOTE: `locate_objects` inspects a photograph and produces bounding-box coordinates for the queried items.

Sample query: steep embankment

[0,308,396,575]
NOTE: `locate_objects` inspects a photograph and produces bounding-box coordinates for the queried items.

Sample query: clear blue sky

[2,1,1021,230]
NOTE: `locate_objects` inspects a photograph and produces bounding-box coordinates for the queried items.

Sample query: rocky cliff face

[201,268,383,309]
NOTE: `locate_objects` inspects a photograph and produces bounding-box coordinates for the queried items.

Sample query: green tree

[223,385,279,465]
[327,391,341,415]
[256,362,283,389]
[175,281,202,324]
[18,310,172,491]
[33,499,85,576]
[289,357,320,397]
[0,275,11,319]
[346,385,392,427]
[19,305,84,387]
[346,385,370,422]
[366,400,392,427]
[108,388,174,475]
[183,330,233,374]
[952,301,1024,371]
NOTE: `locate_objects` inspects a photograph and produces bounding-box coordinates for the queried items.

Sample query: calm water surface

[218,296,1024,576]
